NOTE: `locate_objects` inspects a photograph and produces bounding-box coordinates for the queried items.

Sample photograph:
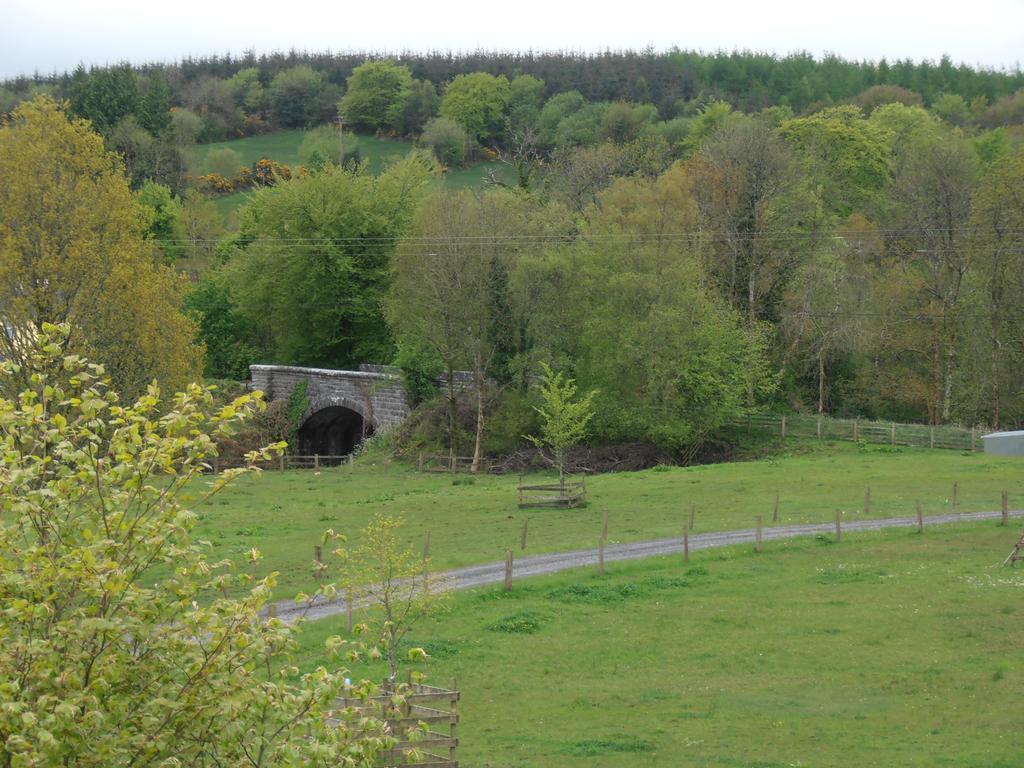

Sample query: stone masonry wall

[249,365,411,431]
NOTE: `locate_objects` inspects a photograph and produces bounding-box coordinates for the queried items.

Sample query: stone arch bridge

[249,364,412,457]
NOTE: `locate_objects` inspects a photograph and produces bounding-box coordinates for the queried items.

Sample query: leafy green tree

[931,92,970,126]
[137,179,182,254]
[526,363,597,483]
[339,60,413,133]
[420,116,467,166]
[507,74,545,130]
[0,326,393,766]
[269,65,325,128]
[137,72,172,135]
[185,277,263,379]
[852,84,923,114]
[339,515,450,683]
[68,64,140,134]
[0,97,201,400]
[780,105,891,218]
[537,90,586,147]
[299,125,349,170]
[225,153,436,369]
[398,78,440,135]
[228,66,268,116]
[439,72,511,144]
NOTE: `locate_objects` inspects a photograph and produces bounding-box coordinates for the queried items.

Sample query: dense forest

[3,48,1024,460]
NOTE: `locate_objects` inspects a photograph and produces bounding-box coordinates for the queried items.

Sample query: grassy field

[291,522,1024,767]
[188,441,1024,599]
[194,129,416,175]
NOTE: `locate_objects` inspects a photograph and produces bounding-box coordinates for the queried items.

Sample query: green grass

[195,129,418,173]
[194,128,516,215]
[188,441,1024,600]
[291,523,1024,767]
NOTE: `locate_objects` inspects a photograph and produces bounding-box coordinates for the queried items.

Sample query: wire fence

[737,413,988,452]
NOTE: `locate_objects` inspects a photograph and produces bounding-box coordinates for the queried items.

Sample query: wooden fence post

[781,415,787,438]
[971,426,976,451]
[349,453,354,469]
[598,538,605,576]
[953,481,958,511]
[689,502,696,531]
[853,419,859,442]
[916,501,924,534]
[601,509,609,541]
[683,529,689,564]
[212,457,219,474]
[520,518,529,550]
[279,454,285,472]
[891,422,896,445]
[504,550,513,591]
[835,511,842,543]
[314,454,320,470]
[314,544,322,564]
[817,416,822,439]
[773,493,780,523]
[755,515,763,553]
[930,427,935,449]
[864,485,871,516]
[1001,491,1009,526]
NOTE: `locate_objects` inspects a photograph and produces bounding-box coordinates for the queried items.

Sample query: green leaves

[0,328,390,766]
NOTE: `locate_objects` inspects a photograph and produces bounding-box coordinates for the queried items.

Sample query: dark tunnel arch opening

[297,407,372,460]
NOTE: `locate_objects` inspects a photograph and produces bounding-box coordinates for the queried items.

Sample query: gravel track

[275,509,1022,623]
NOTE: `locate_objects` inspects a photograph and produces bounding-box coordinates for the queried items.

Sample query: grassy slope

[293,523,1024,767]
[190,441,1024,599]
[194,128,513,203]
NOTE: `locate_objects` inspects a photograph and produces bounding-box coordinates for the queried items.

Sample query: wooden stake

[601,509,609,540]
[314,454,320,470]
[773,493,779,523]
[504,550,513,591]
[953,481,958,511]
[853,418,859,441]
[891,422,896,445]
[314,544,322,563]
[598,537,605,575]
[864,485,871,516]
[971,426,976,451]
[212,457,219,474]
[423,530,431,560]
[689,502,696,531]
[755,515,763,553]
[930,426,935,449]
[916,500,924,534]
[683,529,689,564]
[279,454,286,472]
[781,415,787,438]
[817,416,822,438]
[1001,491,1009,526]
[348,453,354,469]
[835,511,842,543]
[520,518,529,551]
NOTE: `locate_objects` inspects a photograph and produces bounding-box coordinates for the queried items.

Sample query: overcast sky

[3,0,1023,79]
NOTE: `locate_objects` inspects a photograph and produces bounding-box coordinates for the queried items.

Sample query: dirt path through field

[274,509,1023,623]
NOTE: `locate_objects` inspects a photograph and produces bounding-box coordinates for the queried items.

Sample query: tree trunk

[446,362,456,473]
[990,312,1001,430]
[471,362,484,474]
[817,348,826,415]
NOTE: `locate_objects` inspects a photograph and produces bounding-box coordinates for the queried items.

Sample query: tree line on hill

[3,49,1024,187]
[4,48,1024,460]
